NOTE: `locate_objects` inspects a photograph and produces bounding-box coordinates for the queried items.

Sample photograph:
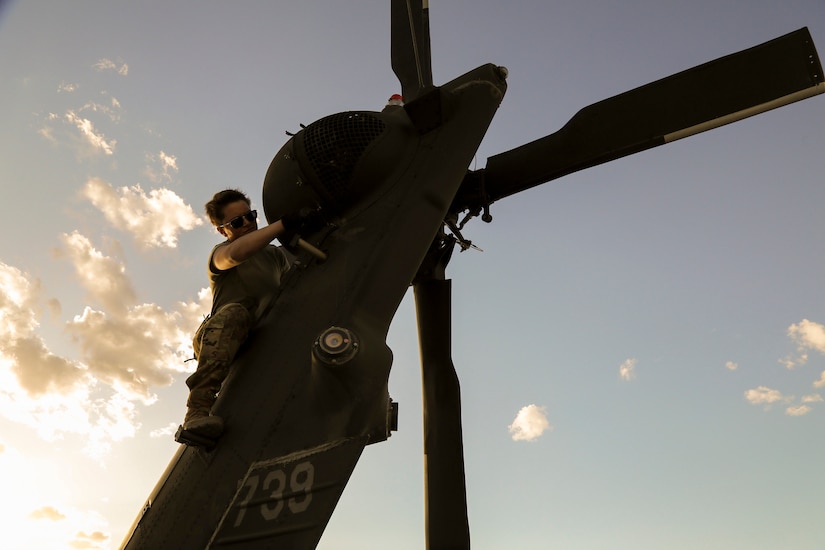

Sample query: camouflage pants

[185,302,253,416]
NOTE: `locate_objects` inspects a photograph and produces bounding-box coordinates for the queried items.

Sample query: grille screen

[303,112,386,198]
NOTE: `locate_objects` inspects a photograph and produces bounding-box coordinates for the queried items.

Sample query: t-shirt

[207,242,290,322]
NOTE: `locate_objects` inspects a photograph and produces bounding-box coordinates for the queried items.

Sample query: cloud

[56,235,210,400]
[79,97,122,123]
[725,361,738,371]
[8,335,86,396]
[58,82,78,93]
[814,371,825,389]
[65,302,198,401]
[0,262,86,396]
[29,506,67,521]
[785,405,812,417]
[145,150,180,183]
[82,178,203,248]
[65,111,116,155]
[0,262,139,454]
[93,57,128,76]
[801,394,823,403]
[150,422,179,438]
[782,319,825,369]
[744,386,786,407]
[619,358,637,381]
[508,404,552,442]
[779,354,806,370]
[788,319,825,353]
[0,256,209,457]
[59,231,137,315]
[0,446,109,549]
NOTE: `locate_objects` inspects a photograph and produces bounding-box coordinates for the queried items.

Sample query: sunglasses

[219,210,257,229]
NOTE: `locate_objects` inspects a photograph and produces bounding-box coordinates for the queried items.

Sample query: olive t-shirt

[208,242,290,322]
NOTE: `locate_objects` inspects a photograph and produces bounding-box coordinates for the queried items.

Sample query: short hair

[205,189,251,226]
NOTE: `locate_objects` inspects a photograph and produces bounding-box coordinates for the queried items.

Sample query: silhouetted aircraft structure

[121,2,823,548]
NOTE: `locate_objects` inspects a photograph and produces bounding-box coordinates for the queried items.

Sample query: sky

[1,0,824,548]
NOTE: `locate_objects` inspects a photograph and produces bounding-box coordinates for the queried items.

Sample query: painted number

[233,460,315,528]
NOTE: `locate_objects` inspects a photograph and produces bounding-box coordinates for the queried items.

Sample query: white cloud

[814,371,825,389]
[788,319,825,354]
[79,98,122,123]
[508,404,552,442]
[782,319,825,369]
[145,150,180,183]
[0,257,209,457]
[801,394,822,403]
[65,110,116,155]
[57,232,211,403]
[619,358,637,381]
[150,422,180,438]
[0,262,142,455]
[779,354,806,370]
[725,361,738,371]
[93,57,128,76]
[59,231,137,315]
[56,237,209,401]
[65,303,198,401]
[82,178,203,248]
[744,386,785,406]
[159,151,178,172]
[0,444,112,549]
[0,262,86,396]
[785,405,812,417]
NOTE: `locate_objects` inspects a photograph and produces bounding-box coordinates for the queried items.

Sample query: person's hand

[280,208,325,241]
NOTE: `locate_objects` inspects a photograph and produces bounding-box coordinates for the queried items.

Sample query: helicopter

[120,1,824,548]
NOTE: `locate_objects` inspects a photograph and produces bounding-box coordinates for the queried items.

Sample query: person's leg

[183,303,252,437]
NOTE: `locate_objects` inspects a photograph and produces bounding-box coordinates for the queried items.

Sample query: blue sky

[1,1,824,548]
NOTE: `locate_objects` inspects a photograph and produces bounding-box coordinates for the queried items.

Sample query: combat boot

[182,388,224,439]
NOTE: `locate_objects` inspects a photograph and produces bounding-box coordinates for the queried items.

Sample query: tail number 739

[234,460,315,527]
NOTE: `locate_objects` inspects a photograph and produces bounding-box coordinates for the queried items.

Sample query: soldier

[182,189,319,439]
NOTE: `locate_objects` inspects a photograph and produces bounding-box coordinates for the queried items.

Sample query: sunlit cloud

[785,405,812,416]
[814,371,825,389]
[8,335,86,396]
[93,57,128,76]
[0,444,111,550]
[58,231,137,315]
[782,319,825,369]
[801,394,822,403]
[145,150,180,183]
[29,506,67,521]
[58,82,78,93]
[150,422,180,438]
[508,404,552,442]
[79,97,122,123]
[65,110,116,155]
[0,262,140,455]
[744,386,786,407]
[789,319,825,353]
[65,302,198,401]
[619,358,637,381]
[56,233,208,399]
[725,361,738,371]
[0,256,209,457]
[0,262,86,396]
[82,178,203,248]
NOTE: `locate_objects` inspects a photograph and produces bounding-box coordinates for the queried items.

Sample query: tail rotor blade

[472,27,824,206]
[391,0,433,101]
[414,278,471,550]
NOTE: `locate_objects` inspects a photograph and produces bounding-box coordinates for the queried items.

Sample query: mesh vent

[303,112,386,198]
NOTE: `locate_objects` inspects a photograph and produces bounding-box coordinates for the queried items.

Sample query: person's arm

[213,220,287,271]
